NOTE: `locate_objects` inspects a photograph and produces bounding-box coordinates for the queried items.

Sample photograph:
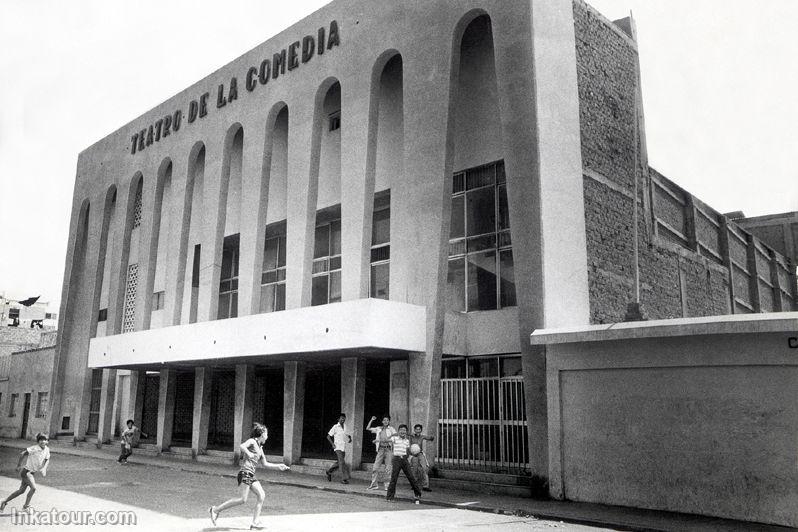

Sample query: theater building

[49,0,796,492]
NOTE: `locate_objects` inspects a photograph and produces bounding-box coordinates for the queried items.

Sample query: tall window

[8,394,17,417]
[311,212,342,306]
[260,222,287,313]
[218,234,240,319]
[370,193,390,299]
[447,160,516,312]
[36,392,48,418]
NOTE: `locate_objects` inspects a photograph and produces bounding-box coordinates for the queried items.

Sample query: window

[218,234,240,319]
[152,291,165,311]
[446,160,516,312]
[8,393,17,417]
[35,392,48,418]
[87,369,102,434]
[311,211,342,306]
[62,416,70,430]
[328,111,341,131]
[260,222,287,313]
[97,308,108,322]
[370,193,390,300]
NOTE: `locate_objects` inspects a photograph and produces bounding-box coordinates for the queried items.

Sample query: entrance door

[171,371,195,446]
[21,393,31,439]
[301,364,341,459]
[140,373,160,442]
[361,361,390,464]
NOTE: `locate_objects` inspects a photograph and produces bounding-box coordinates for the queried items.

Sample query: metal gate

[436,356,529,474]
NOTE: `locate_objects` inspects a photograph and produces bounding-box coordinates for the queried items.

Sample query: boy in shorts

[1,432,50,513]
[118,419,148,464]
[209,423,290,530]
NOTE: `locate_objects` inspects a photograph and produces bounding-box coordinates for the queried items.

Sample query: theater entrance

[253,366,284,456]
[171,370,195,446]
[208,370,235,450]
[361,361,390,464]
[139,372,160,443]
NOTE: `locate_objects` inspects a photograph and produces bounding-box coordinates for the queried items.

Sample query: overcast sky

[1,0,796,311]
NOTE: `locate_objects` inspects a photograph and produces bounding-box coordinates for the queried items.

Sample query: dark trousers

[386,455,421,500]
[118,443,132,462]
[326,450,350,480]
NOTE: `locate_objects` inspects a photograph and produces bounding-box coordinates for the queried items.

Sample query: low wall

[533,312,798,528]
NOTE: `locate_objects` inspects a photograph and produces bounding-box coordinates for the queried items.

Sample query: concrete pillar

[134,159,166,332]
[196,140,225,322]
[490,0,591,479]
[283,361,306,465]
[96,368,118,445]
[192,367,212,458]
[340,68,374,301]
[388,360,409,428]
[233,364,255,460]
[163,158,191,327]
[340,357,366,469]
[285,92,322,309]
[156,369,176,452]
[238,116,269,316]
[746,233,762,312]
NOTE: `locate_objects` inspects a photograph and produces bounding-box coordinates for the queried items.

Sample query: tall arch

[180,143,205,324]
[215,124,244,320]
[143,158,172,329]
[117,173,144,333]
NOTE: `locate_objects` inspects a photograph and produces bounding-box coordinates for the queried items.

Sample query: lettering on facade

[130,20,340,156]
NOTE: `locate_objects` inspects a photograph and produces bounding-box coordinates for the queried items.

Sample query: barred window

[35,392,48,418]
[370,193,390,300]
[446,160,516,312]
[260,222,287,313]
[311,210,342,306]
[9,393,17,417]
[152,291,165,311]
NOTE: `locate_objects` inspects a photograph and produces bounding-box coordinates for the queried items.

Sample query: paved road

[0,447,613,531]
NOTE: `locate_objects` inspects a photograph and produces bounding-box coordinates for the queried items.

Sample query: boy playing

[365,414,396,490]
[1,432,50,513]
[118,419,148,464]
[385,424,422,504]
[209,423,290,530]
[409,424,435,492]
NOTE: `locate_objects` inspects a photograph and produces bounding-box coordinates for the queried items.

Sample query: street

[0,447,615,531]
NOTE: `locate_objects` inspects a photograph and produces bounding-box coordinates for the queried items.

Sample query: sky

[1,0,796,311]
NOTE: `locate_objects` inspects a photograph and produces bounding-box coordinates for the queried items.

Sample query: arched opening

[182,145,205,325]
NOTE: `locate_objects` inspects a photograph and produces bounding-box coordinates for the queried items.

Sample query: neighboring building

[0,330,56,439]
[48,0,796,492]
[731,210,798,268]
[0,293,57,329]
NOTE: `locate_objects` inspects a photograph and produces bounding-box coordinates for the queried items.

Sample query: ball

[409,443,421,456]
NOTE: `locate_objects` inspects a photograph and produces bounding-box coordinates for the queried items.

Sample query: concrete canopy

[89,298,425,369]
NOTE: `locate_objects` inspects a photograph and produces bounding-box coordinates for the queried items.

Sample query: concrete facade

[535,313,798,528]
[47,0,796,497]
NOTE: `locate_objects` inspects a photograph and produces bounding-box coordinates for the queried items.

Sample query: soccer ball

[409,444,421,456]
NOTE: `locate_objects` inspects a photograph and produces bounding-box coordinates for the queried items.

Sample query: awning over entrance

[88,299,426,369]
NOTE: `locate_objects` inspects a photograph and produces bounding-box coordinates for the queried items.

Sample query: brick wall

[574,0,795,324]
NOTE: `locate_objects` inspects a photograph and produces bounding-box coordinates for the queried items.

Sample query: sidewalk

[0,438,789,532]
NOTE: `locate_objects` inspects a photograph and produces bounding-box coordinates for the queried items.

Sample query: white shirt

[24,445,50,474]
[368,425,396,451]
[328,423,349,451]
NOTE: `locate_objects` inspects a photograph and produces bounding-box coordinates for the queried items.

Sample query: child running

[118,419,148,464]
[1,432,50,513]
[209,423,290,530]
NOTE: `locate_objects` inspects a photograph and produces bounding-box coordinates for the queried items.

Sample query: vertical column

[196,142,225,321]
[492,0,590,480]
[719,217,736,313]
[192,367,212,457]
[134,161,163,331]
[685,195,699,252]
[282,361,306,465]
[746,233,762,312]
[156,369,176,452]
[392,39,456,462]
[163,158,190,327]
[389,360,409,426]
[340,69,374,301]
[128,370,146,427]
[96,369,117,445]
[239,117,269,316]
[233,364,255,459]
[340,357,366,469]
[285,95,321,309]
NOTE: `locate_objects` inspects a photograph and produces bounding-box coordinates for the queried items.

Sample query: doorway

[21,393,31,439]
[361,361,390,464]
[301,364,341,459]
